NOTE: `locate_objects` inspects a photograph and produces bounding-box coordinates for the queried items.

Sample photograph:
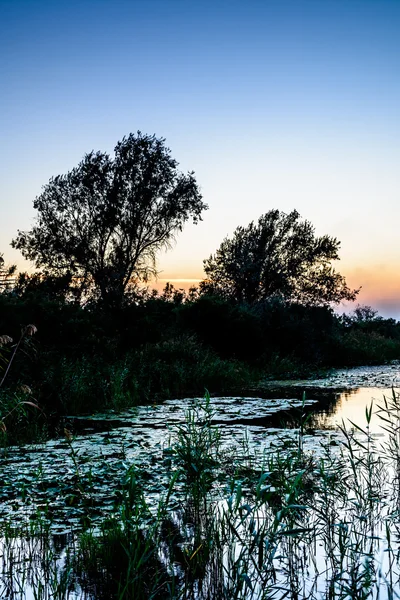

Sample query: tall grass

[43,336,253,415]
[0,325,42,444]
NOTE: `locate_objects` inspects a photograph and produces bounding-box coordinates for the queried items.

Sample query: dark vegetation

[1,280,400,443]
[12,132,206,309]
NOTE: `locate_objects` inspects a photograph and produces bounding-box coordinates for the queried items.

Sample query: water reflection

[209,386,395,434]
[309,386,394,433]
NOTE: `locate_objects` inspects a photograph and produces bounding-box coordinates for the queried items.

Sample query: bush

[335,330,400,366]
[131,335,252,400]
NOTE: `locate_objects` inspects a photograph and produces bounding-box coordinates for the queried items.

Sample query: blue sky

[1,0,400,315]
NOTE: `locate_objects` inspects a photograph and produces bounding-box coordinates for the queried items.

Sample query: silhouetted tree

[12,132,207,307]
[0,254,16,291]
[351,304,380,323]
[201,209,358,305]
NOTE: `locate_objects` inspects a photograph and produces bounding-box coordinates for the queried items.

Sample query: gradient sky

[1,0,399,316]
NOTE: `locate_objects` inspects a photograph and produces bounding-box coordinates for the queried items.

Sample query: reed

[0,325,41,443]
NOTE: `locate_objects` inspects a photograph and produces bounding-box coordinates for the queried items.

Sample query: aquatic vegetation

[1,383,400,597]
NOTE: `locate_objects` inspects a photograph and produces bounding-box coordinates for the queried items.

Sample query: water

[1,365,399,530]
[1,364,400,598]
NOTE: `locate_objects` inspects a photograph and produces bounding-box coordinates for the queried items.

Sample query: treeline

[1,281,399,425]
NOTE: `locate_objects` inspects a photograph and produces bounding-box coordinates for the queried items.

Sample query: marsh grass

[2,391,400,598]
[43,337,253,417]
[0,388,46,447]
[76,467,173,600]
[0,519,77,599]
[0,325,43,444]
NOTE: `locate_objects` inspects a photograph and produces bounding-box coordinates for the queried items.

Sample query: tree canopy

[12,132,207,307]
[201,209,358,306]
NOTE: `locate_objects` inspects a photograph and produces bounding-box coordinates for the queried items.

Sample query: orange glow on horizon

[343,265,400,305]
[155,264,400,311]
[151,278,202,293]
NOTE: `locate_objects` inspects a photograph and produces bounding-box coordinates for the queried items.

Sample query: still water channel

[1,364,400,598]
[1,364,400,530]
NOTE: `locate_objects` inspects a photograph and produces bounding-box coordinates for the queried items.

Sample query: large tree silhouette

[13,132,207,307]
[201,209,358,306]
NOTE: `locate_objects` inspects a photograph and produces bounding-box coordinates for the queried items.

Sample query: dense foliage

[202,210,358,305]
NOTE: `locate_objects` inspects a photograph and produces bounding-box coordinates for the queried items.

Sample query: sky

[1,0,400,316]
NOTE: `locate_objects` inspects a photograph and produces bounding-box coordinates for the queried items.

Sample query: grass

[41,335,254,417]
[2,390,400,598]
[0,325,44,445]
[0,330,254,445]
